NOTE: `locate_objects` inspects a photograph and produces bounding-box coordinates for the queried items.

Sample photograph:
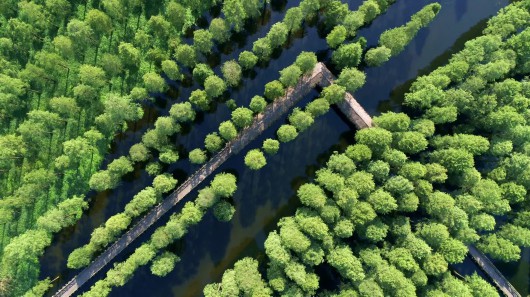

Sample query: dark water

[39,0,514,296]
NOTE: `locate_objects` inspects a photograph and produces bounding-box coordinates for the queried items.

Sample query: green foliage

[277,125,298,143]
[204,75,227,98]
[239,51,258,70]
[222,60,242,87]
[231,107,254,129]
[189,149,207,165]
[326,25,347,48]
[332,42,363,69]
[336,68,366,93]
[264,80,285,101]
[263,139,280,155]
[150,252,180,277]
[295,52,318,74]
[365,46,391,66]
[245,149,267,170]
[204,133,224,153]
[279,65,302,87]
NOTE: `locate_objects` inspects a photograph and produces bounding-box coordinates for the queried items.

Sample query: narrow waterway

[40,0,513,296]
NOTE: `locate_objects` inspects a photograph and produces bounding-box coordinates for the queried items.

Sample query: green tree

[213,200,236,222]
[143,72,167,93]
[289,108,314,132]
[263,139,280,155]
[322,84,346,104]
[161,60,181,81]
[204,133,224,153]
[279,65,302,87]
[245,149,267,170]
[267,22,288,48]
[284,7,303,32]
[249,95,267,113]
[209,18,230,43]
[189,89,210,110]
[239,51,258,70]
[332,42,363,69]
[150,252,180,277]
[221,60,242,87]
[264,80,285,101]
[277,125,298,143]
[194,29,213,54]
[175,44,196,68]
[129,143,150,162]
[219,121,238,141]
[297,183,326,210]
[306,98,330,118]
[169,102,195,123]
[223,0,247,32]
[326,25,347,48]
[204,75,226,98]
[327,245,365,282]
[295,51,318,74]
[365,46,391,66]
[211,173,238,198]
[231,107,254,129]
[336,67,366,93]
[189,148,207,165]
[252,37,272,61]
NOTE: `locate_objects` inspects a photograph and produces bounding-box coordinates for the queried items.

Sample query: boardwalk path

[468,246,521,297]
[53,63,371,297]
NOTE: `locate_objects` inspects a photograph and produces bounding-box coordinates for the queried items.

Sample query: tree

[264,80,285,101]
[289,108,314,132]
[327,25,347,48]
[143,72,167,93]
[395,131,428,155]
[367,189,397,214]
[238,51,258,70]
[118,42,140,72]
[219,121,238,141]
[169,102,195,123]
[79,64,106,88]
[332,42,363,69]
[153,174,177,194]
[129,143,149,162]
[466,273,500,297]
[161,60,181,80]
[209,18,230,43]
[478,234,521,262]
[85,9,112,40]
[277,125,298,143]
[327,152,356,177]
[204,133,224,153]
[439,238,468,264]
[267,23,288,48]
[295,51,317,74]
[343,11,365,34]
[263,139,280,155]
[430,148,474,174]
[231,107,254,129]
[252,37,272,61]
[284,7,303,32]
[365,46,391,66]
[297,183,326,210]
[211,173,237,198]
[327,245,365,282]
[279,217,311,253]
[204,75,226,98]
[147,15,171,40]
[189,148,207,164]
[194,29,213,54]
[279,65,302,87]
[213,200,236,222]
[53,35,74,59]
[336,67,366,93]
[232,258,272,295]
[189,89,210,110]
[222,60,242,87]
[151,252,179,277]
[67,246,93,269]
[322,84,346,104]
[249,95,267,113]
[386,248,419,273]
[355,127,392,155]
[223,0,247,32]
[175,44,196,68]
[245,149,267,170]
[306,98,330,117]
[422,253,448,276]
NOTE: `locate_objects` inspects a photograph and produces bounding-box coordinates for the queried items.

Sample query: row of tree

[78,173,237,297]
[0,0,226,295]
[365,2,441,66]
[206,1,530,295]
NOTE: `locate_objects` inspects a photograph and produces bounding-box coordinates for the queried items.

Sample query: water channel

[39,0,519,296]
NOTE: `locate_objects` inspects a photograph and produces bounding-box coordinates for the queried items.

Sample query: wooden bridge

[468,245,521,297]
[52,63,371,297]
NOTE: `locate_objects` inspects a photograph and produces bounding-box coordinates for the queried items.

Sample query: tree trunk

[94,44,100,65]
